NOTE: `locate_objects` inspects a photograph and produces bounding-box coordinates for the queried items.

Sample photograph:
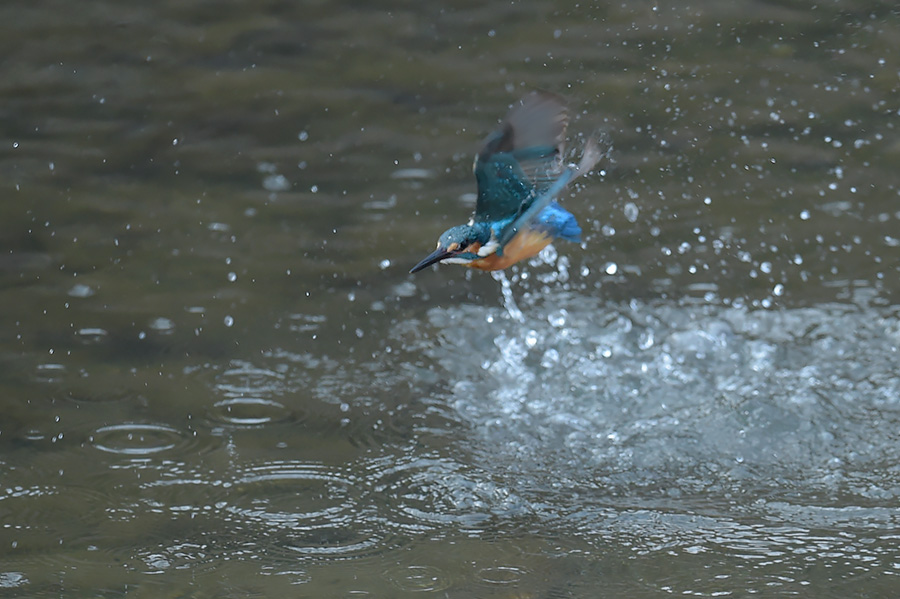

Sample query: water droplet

[624,202,639,222]
[390,168,434,180]
[540,348,560,368]
[548,309,568,328]
[262,174,291,192]
[68,283,94,298]
[149,317,175,332]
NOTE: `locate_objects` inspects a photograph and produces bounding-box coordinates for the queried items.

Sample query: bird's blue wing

[497,132,603,248]
[473,150,535,222]
[497,168,576,247]
[473,91,569,223]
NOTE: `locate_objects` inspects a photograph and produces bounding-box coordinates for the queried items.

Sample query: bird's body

[410,91,601,274]
[439,202,581,271]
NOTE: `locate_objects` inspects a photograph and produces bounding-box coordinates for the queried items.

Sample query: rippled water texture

[2,0,900,597]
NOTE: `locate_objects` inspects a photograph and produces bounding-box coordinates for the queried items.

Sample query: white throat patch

[477,238,500,257]
[443,256,473,265]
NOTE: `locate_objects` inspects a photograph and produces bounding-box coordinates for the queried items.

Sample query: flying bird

[410,91,601,274]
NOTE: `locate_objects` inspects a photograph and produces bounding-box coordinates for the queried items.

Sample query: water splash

[491,270,525,323]
[419,295,900,510]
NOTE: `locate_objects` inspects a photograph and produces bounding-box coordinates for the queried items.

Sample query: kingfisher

[409,90,601,274]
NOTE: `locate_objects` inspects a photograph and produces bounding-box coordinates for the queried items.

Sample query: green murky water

[3,0,900,597]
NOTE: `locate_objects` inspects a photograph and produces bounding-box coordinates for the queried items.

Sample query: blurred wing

[497,169,575,247]
[473,91,569,222]
[497,133,603,248]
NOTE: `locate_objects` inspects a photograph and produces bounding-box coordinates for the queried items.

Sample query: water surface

[2,0,900,596]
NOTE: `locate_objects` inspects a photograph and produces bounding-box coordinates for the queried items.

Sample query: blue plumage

[534,202,582,242]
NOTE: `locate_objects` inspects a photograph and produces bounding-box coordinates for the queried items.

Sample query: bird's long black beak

[409,247,452,274]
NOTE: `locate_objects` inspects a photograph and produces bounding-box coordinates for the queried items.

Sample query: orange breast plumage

[465,229,554,271]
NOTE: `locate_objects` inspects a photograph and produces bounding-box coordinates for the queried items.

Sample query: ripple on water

[35,362,156,404]
[614,510,900,597]
[0,572,28,589]
[89,423,186,456]
[0,483,117,568]
[32,362,67,384]
[62,388,144,404]
[383,564,451,592]
[223,461,396,560]
[229,462,358,524]
[215,360,289,397]
[368,454,525,535]
[475,565,526,585]
[206,397,294,427]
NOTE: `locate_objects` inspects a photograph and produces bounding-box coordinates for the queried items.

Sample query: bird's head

[409,224,493,273]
